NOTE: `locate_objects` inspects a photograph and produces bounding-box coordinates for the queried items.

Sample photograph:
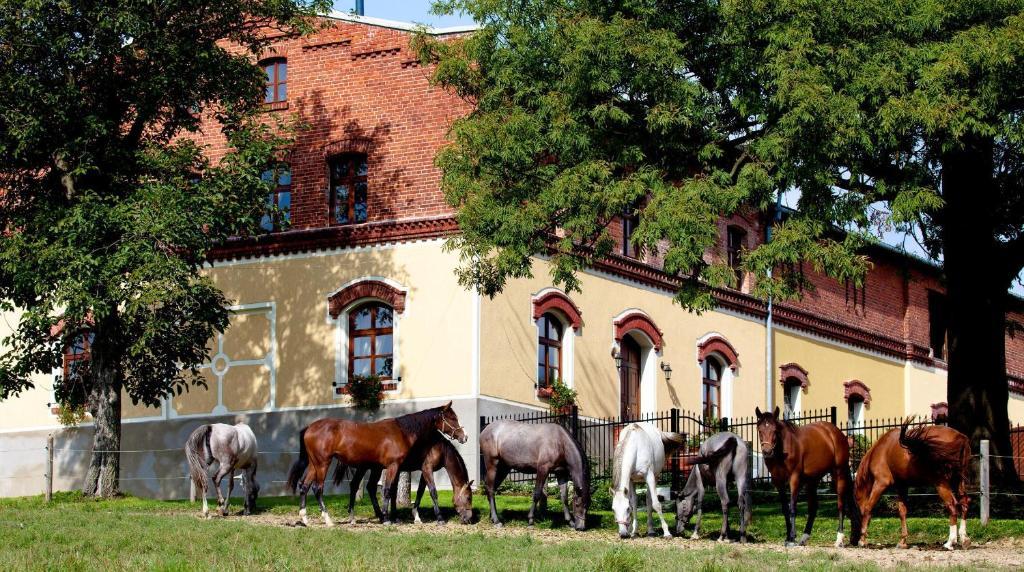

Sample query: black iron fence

[480,406,950,495]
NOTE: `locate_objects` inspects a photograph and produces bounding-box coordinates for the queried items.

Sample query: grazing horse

[855,419,972,550]
[287,402,467,526]
[184,422,259,518]
[339,431,475,525]
[610,422,685,539]
[676,431,752,542]
[756,406,861,547]
[479,420,590,530]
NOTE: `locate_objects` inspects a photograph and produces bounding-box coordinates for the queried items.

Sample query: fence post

[720,417,729,432]
[830,406,837,426]
[570,405,580,441]
[45,433,53,503]
[980,439,990,527]
[670,408,680,498]
[479,415,488,483]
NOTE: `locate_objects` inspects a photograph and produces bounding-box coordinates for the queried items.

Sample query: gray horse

[480,419,590,530]
[676,431,751,542]
[185,422,259,518]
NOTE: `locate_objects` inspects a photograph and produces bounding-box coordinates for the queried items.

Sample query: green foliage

[346,374,384,413]
[0,0,329,413]
[546,378,578,412]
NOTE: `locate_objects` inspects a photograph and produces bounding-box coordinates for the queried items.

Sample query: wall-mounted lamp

[613,349,623,371]
[660,362,673,381]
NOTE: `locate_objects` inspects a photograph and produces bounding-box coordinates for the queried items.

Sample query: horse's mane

[395,406,444,440]
[441,437,469,486]
[612,424,641,491]
[560,424,590,500]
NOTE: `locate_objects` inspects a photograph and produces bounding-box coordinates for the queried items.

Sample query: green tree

[0,0,327,496]
[422,0,1023,479]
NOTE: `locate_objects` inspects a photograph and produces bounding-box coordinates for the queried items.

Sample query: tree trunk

[941,137,1019,486]
[81,326,123,498]
[397,471,411,508]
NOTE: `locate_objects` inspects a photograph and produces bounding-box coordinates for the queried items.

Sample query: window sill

[262,101,289,112]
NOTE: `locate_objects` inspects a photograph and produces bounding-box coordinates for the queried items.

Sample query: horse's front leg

[646,472,671,539]
[557,474,573,526]
[800,480,819,546]
[528,468,549,527]
[775,484,794,545]
[785,476,800,546]
[412,473,428,524]
[628,485,638,537]
[380,464,400,524]
[348,467,365,524]
[422,471,443,524]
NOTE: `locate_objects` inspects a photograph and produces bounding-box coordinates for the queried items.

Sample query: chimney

[355,0,364,16]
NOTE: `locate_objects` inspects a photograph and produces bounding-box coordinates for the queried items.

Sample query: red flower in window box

[536,386,554,398]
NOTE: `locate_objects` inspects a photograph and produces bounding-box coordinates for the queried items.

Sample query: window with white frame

[783,378,802,418]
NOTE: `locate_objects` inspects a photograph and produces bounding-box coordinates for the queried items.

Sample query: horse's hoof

[798,533,810,546]
[295,520,307,528]
[740,536,748,545]
[690,533,700,540]
[662,533,672,539]
[784,541,798,548]
[961,537,971,549]
[493,522,503,528]
[717,536,728,544]
[436,520,446,526]
[897,541,908,550]
[943,542,954,551]
[858,540,868,548]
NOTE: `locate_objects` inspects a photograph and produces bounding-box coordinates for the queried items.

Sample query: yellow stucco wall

[0,310,53,429]
[480,259,768,419]
[772,330,906,421]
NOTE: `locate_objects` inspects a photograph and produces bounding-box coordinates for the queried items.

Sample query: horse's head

[454,479,474,524]
[437,401,467,443]
[245,479,260,515]
[755,406,784,458]
[676,469,702,524]
[611,486,633,538]
[572,486,589,531]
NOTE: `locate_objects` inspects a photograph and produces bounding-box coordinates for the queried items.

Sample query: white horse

[185,422,259,518]
[611,422,685,539]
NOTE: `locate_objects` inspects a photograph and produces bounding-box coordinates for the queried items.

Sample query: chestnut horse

[755,406,861,547]
[286,402,467,526]
[855,419,971,549]
[339,430,475,524]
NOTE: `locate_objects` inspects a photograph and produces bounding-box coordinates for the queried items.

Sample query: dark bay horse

[338,430,475,524]
[480,419,590,530]
[286,402,466,526]
[756,406,861,547]
[855,419,971,549]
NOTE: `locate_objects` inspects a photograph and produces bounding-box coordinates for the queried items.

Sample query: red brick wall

[193,18,470,229]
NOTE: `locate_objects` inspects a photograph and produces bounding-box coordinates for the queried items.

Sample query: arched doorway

[620,335,642,420]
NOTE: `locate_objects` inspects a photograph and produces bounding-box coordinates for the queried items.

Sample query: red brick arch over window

[843,380,872,406]
[328,280,406,319]
[532,291,583,330]
[614,311,664,352]
[779,362,810,393]
[698,336,739,371]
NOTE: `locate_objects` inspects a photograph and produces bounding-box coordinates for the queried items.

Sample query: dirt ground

[241,512,1024,569]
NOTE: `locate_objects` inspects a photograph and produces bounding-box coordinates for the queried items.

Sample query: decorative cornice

[698,336,740,371]
[351,47,401,60]
[328,280,406,318]
[532,291,583,330]
[843,380,872,405]
[1010,374,1024,396]
[302,38,352,52]
[614,312,664,352]
[207,216,458,262]
[779,362,810,393]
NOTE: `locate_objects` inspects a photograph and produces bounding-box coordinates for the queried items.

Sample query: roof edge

[326,10,480,35]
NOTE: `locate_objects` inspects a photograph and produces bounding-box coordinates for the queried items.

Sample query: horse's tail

[660,431,686,453]
[286,426,310,494]
[842,462,863,545]
[690,435,737,466]
[899,418,968,481]
[185,424,212,494]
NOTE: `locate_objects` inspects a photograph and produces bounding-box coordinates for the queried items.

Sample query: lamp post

[613,348,623,371]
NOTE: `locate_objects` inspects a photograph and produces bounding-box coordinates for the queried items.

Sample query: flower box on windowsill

[536,386,554,399]
[335,381,398,397]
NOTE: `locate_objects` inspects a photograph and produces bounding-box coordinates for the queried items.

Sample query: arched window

[702,357,722,422]
[260,163,291,231]
[262,58,287,104]
[329,154,369,225]
[848,395,865,428]
[783,378,802,418]
[537,313,563,388]
[348,302,393,381]
[63,332,94,383]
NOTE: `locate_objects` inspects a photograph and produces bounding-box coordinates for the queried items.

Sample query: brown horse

[755,406,861,547]
[338,430,475,524]
[854,419,971,549]
[286,402,467,526]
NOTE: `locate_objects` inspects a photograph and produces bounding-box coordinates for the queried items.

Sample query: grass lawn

[0,489,1022,571]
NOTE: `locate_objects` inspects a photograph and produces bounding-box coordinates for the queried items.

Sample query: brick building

[1,12,1022,498]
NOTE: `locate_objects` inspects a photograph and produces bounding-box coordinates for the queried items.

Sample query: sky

[333,1,475,27]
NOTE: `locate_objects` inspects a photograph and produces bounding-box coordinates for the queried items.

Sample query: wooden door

[620,336,642,420]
